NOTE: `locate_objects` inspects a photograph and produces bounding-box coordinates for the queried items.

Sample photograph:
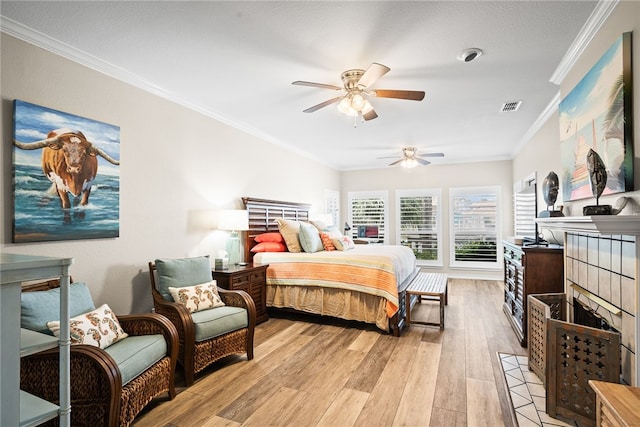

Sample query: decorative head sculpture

[583,148,613,215]
[587,148,607,203]
[542,171,560,209]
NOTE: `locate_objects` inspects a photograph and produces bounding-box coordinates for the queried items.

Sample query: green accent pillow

[21,282,96,334]
[298,221,324,253]
[155,256,212,301]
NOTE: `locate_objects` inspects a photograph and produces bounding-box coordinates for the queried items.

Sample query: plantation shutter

[397,189,441,264]
[347,191,388,242]
[514,190,536,238]
[450,186,500,266]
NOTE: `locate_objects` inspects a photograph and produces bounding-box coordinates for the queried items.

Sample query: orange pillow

[320,232,336,251]
[251,242,287,253]
[254,232,284,243]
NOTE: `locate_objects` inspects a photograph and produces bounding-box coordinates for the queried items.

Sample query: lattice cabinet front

[546,319,621,427]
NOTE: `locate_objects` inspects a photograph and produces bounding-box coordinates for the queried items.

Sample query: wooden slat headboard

[242,197,311,263]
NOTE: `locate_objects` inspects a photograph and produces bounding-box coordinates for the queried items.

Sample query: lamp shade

[218,210,249,231]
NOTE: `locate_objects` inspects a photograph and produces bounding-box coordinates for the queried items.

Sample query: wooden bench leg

[439,293,445,329]
[444,282,448,305]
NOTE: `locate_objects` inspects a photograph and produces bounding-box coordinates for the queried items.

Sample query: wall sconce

[218,210,249,265]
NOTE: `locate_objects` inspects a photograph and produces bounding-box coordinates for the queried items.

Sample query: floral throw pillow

[47,304,128,349]
[168,280,225,313]
[332,235,356,251]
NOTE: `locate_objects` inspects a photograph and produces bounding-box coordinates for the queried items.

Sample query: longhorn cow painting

[12,100,120,243]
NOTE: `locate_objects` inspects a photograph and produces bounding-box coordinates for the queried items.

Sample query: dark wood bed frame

[241,196,412,336]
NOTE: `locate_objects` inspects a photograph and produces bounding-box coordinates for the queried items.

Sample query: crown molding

[513,0,618,159]
[511,91,560,158]
[549,0,619,85]
[0,16,333,169]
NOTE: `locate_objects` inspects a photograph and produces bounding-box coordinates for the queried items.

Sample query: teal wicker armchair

[20,279,178,427]
[149,256,256,386]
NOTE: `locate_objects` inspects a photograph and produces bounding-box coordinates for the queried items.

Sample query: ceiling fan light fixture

[337,95,358,116]
[401,158,419,169]
[337,92,373,118]
[351,93,365,109]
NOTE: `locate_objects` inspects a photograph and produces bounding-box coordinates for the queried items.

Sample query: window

[347,191,388,243]
[324,189,340,228]
[450,186,501,269]
[396,189,442,265]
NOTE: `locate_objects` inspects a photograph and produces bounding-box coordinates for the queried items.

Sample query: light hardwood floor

[133,279,527,427]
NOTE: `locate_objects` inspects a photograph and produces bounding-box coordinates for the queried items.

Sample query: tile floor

[498,353,578,427]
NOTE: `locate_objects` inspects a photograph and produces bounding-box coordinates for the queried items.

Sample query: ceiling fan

[378,147,445,168]
[292,63,425,123]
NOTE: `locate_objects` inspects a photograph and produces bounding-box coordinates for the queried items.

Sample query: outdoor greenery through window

[396,189,441,265]
[347,191,388,242]
[450,186,500,268]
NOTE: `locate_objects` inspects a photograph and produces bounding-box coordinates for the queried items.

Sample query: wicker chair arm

[151,289,195,343]
[218,288,252,309]
[118,312,177,336]
[21,345,121,427]
[219,288,256,329]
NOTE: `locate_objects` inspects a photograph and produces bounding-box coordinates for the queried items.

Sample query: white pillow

[168,280,225,313]
[298,221,324,253]
[47,304,128,349]
[332,235,356,251]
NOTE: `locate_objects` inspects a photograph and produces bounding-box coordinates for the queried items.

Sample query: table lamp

[218,209,249,265]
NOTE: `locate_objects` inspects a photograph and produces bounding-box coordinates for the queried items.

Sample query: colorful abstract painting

[12,100,120,243]
[558,32,634,202]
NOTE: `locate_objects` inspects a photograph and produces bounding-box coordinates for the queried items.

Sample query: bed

[242,197,418,336]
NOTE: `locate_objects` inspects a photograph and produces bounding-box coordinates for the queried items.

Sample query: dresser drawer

[249,271,265,284]
[230,273,251,288]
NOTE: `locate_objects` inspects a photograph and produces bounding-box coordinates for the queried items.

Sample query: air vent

[501,101,522,112]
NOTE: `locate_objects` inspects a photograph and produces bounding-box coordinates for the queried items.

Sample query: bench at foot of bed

[405,272,448,330]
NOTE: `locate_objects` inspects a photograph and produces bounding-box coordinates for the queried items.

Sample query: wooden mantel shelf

[536,215,640,235]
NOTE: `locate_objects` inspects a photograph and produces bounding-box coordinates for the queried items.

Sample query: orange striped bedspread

[253,245,417,317]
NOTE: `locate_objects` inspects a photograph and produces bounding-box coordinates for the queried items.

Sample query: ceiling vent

[501,101,522,112]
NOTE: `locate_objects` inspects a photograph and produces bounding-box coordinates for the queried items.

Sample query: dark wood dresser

[212,264,269,324]
[502,239,564,347]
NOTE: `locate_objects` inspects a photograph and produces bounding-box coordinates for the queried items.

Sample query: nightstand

[212,264,269,323]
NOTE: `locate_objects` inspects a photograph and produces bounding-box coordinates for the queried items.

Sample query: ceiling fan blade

[417,152,445,158]
[389,158,404,166]
[357,63,390,89]
[416,158,431,165]
[373,89,425,101]
[362,109,378,121]
[302,96,344,113]
[292,81,342,91]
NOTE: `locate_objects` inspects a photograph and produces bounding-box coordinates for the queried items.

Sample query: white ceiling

[1,1,600,171]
